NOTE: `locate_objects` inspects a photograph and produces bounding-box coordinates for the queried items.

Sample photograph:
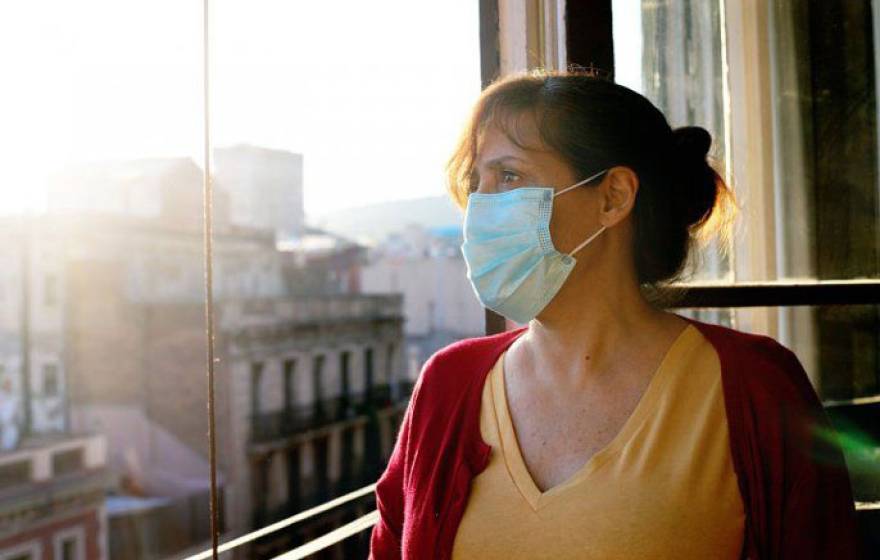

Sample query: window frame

[481,0,880,339]
[52,526,86,560]
[190,1,880,557]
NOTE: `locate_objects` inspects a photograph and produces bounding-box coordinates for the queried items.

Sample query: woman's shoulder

[686,316,824,415]
[394,329,525,468]
[415,328,525,394]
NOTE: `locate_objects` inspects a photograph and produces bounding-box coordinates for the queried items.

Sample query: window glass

[688,304,879,504]
[61,539,77,560]
[209,2,482,554]
[0,1,212,557]
[766,2,879,401]
[612,0,729,228]
[614,1,879,400]
[769,0,879,282]
[612,0,731,332]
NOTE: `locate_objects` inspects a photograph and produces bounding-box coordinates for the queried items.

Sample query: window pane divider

[201,0,220,557]
[661,279,880,308]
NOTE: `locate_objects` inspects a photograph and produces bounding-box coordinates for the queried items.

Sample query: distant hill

[310,196,463,244]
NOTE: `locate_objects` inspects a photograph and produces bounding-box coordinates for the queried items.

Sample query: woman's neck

[509,264,681,392]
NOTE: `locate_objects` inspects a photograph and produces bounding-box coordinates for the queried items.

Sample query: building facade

[0,435,108,560]
[1,152,408,559]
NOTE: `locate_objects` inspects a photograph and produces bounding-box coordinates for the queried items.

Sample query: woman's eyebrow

[480,155,528,168]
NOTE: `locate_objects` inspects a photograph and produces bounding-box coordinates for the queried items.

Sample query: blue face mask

[460,168,609,324]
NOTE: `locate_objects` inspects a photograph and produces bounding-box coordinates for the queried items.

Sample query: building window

[42,363,59,397]
[312,355,325,405]
[283,359,296,411]
[340,351,351,401]
[44,273,57,307]
[364,347,374,393]
[53,527,85,560]
[250,362,263,415]
[52,448,85,476]
[385,343,395,383]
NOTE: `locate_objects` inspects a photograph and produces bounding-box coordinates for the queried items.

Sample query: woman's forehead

[475,119,546,165]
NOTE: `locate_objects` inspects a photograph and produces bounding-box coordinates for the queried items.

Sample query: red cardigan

[369,314,861,559]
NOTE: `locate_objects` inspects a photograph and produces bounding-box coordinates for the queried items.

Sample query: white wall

[361,257,483,338]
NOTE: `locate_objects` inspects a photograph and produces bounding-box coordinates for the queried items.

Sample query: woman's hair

[446,69,737,288]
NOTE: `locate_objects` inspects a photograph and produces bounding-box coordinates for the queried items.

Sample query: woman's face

[472,117,609,261]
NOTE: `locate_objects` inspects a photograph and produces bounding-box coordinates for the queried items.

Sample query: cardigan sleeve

[369,374,420,559]
[774,344,862,559]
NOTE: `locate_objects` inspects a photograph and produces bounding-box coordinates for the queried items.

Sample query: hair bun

[671,126,711,161]
[667,126,718,229]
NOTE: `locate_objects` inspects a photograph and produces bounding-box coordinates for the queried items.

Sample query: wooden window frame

[479,0,880,338]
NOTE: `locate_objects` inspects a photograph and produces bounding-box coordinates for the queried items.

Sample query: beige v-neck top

[450,324,746,559]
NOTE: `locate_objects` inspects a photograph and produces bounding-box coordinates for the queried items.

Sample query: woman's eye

[500,170,521,184]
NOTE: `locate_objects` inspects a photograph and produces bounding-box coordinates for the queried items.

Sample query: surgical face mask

[460,168,609,324]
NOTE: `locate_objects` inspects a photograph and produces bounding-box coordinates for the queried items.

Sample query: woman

[369,70,860,559]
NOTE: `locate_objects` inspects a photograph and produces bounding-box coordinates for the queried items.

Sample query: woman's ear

[599,166,638,227]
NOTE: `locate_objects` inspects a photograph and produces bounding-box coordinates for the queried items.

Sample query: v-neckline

[490,323,699,511]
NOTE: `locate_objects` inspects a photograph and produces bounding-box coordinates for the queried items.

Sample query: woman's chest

[449,340,746,559]
[451,443,746,560]
[451,408,746,559]
[504,377,647,493]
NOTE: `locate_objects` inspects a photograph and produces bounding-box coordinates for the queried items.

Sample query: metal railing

[187,280,879,558]
[184,484,377,560]
[250,385,393,443]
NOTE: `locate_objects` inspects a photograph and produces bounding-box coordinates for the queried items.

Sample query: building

[362,224,484,374]
[0,434,108,560]
[219,295,405,558]
[1,152,407,559]
[0,219,110,560]
[214,144,306,243]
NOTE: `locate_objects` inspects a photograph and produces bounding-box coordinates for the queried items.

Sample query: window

[612,0,731,331]
[340,351,351,402]
[10,2,874,560]
[52,448,84,476]
[385,342,395,382]
[283,358,296,411]
[43,273,57,307]
[611,0,880,401]
[53,527,85,560]
[364,347,374,394]
[250,362,263,415]
[42,363,59,397]
[766,0,879,399]
[312,355,325,406]
[60,540,76,560]
[0,461,31,492]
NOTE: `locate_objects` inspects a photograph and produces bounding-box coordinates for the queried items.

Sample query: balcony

[252,464,381,540]
[250,384,394,443]
[220,294,404,331]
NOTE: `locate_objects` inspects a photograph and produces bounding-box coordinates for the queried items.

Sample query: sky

[0,1,482,218]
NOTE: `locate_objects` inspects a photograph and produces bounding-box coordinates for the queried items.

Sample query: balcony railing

[188,281,880,559]
[220,294,404,331]
[250,384,394,443]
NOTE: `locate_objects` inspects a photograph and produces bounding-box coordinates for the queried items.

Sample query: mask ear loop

[552,168,610,258]
[553,168,609,198]
[568,224,607,257]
